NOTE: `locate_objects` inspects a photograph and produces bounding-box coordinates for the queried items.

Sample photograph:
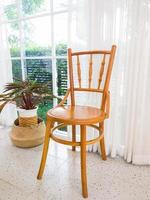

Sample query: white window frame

[2,0,76,136]
[3,0,75,105]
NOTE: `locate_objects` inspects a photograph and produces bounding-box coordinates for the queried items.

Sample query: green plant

[0,79,60,110]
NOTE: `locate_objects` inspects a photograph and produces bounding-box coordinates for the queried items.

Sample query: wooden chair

[37,45,116,198]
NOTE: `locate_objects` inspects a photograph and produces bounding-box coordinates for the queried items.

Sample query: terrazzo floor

[0,127,150,200]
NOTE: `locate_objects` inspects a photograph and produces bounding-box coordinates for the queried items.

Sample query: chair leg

[72,125,76,151]
[99,122,107,161]
[80,125,88,198]
[37,119,53,179]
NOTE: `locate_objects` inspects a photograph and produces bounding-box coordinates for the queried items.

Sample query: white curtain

[123,0,150,164]
[69,0,150,164]
[0,2,17,126]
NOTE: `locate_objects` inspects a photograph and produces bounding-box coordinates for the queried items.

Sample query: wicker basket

[19,116,38,127]
[10,118,45,148]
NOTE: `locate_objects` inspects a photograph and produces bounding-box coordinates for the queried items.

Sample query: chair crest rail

[72,50,111,56]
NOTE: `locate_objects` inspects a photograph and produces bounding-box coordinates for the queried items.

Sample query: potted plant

[0,79,59,148]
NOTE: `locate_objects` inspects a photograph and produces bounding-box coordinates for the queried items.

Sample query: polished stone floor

[0,127,150,200]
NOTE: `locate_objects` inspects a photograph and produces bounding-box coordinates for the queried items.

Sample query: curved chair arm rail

[57,89,70,106]
[57,88,104,107]
[56,88,109,120]
[51,123,104,147]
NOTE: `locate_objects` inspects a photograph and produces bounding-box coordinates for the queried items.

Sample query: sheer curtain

[0,2,17,126]
[69,0,150,164]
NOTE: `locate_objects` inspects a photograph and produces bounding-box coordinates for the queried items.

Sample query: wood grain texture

[48,105,105,125]
[68,48,75,106]
[80,125,88,198]
[88,54,93,88]
[72,50,111,56]
[72,125,76,151]
[77,55,81,88]
[99,122,106,160]
[37,119,54,179]
[98,54,106,89]
[101,45,116,111]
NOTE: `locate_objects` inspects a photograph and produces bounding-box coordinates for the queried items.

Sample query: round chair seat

[47,105,106,125]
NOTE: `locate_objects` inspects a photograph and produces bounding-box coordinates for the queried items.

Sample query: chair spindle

[77,55,81,88]
[98,54,106,89]
[88,54,93,88]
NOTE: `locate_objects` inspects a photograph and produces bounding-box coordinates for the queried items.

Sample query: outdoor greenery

[4,0,68,123]
[5,0,44,21]
[5,0,45,50]
[11,44,67,121]
[57,59,67,95]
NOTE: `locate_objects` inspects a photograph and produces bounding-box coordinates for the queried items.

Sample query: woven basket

[10,118,45,148]
[19,116,38,127]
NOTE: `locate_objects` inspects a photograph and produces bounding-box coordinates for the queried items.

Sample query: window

[3,0,76,122]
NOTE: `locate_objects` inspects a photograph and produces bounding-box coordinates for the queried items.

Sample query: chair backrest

[68,45,116,111]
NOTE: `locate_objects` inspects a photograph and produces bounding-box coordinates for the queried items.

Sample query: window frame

[1,0,77,135]
[3,0,75,105]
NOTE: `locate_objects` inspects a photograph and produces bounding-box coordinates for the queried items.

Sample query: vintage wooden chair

[37,45,116,198]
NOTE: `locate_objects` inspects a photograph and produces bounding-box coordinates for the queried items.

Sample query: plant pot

[17,107,38,117]
[17,107,38,126]
[10,118,45,148]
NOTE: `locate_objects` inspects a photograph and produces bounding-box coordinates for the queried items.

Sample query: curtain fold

[124,0,150,164]
[69,0,150,164]
[0,2,17,126]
